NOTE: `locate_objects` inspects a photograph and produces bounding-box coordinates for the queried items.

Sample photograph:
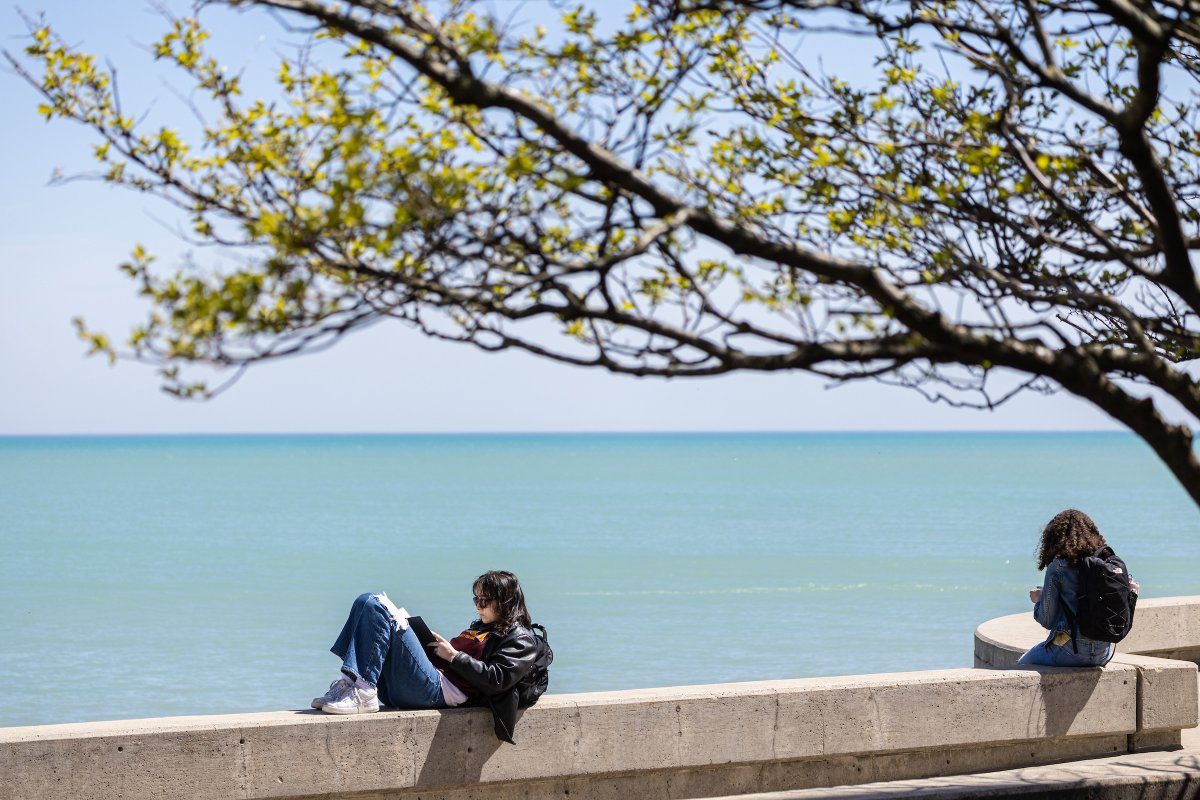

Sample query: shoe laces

[325,677,352,701]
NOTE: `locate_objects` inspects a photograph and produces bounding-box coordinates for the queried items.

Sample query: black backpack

[516,623,553,707]
[1070,545,1137,651]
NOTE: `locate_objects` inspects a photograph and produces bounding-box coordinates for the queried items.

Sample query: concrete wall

[3,597,1198,800]
[974,595,1200,753]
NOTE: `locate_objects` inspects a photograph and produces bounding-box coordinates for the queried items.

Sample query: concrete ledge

[4,597,1198,800]
[974,596,1200,753]
[0,668,1140,800]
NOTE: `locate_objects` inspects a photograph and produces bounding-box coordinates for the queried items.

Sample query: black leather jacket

[445,621,537,743]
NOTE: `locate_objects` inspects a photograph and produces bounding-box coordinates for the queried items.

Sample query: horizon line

[0,429,1131,438]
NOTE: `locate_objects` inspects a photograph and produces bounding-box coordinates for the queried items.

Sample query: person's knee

[1018,646,1047,666]
[354,591,384,609]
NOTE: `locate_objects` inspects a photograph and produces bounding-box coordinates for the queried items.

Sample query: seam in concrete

[1025,679,1041,738]
[571,702,584,772]
[869,689,881,749]
[771,693,780,762]
[238,726,250,798]
[675,700,684,765]
[1136,668,1144,742]
[818,697,827,757]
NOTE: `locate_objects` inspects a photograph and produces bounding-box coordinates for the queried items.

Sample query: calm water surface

[1,432,1196,727]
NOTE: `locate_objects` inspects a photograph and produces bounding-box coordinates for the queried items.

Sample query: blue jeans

[1018,635,1113,667]
[330,592,448,710]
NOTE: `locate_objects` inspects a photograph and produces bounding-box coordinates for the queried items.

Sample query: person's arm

[1032,562,1061,631]
[444,629,537,695]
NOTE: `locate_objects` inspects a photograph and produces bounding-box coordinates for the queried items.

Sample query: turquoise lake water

[1,432,1196,728]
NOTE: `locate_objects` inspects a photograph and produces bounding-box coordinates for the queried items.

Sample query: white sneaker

[321,683,379,715]
[311,676,353,709]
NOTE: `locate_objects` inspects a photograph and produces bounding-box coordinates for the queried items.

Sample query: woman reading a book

[310,570,540,741]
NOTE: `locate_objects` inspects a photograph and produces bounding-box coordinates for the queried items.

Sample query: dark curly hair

[473,570,532,634]
[1036,509,1107,570]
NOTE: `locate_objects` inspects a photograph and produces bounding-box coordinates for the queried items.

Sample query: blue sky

[0,1,1118,434]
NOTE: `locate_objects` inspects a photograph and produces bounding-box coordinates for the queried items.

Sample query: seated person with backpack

[1019,509,1139,667]
[311,570,552,743]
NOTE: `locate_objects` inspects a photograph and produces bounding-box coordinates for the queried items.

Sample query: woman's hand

[1029,587,1042,603]
[428,631,459,663]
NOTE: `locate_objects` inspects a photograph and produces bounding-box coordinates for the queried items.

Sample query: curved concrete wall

[2,597,1198,800]
[975,596,1200,668]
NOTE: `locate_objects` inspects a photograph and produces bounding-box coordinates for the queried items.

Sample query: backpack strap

[1067,558,1088,654]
